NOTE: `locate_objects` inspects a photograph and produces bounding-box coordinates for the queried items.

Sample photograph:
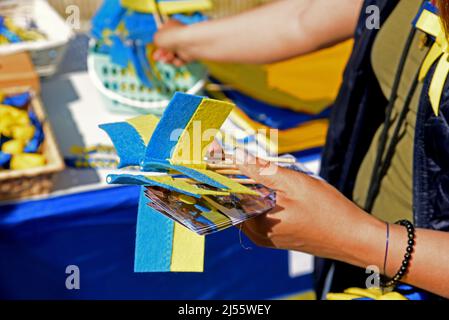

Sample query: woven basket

[0,87,65,201]
[0,0,74,77]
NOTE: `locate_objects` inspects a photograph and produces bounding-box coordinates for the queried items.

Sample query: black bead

[401,265,407,272]
[406,246,413,253]
[408,240,415,246]
[402,260,409,266]
[408,233,415,240]
[404,252,411,259]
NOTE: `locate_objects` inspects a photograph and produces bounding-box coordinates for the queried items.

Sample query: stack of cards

[145,182,276,236]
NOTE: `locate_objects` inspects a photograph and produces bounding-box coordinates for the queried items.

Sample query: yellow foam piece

[171,98,234,165]
[10,153,46,170]
[126,114,160,145]
[170,223,205,272]
[144,175,230,196]
[2,139,25,155]
[121,0,212,14]
[206,40,352,114]
[228,101,329,154]
[267,40,353,103]
[12,125,35,143]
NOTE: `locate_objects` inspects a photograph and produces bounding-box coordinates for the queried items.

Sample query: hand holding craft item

[100,92,277,272]
[0,91,45,170]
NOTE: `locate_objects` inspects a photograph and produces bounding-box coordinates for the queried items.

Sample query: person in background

[153,0,449,299]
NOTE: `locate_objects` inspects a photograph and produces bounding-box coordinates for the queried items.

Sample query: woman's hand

[236,150,386,268]
[153,20,191,67]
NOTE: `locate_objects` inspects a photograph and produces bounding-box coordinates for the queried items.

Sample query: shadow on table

[41,77,102,188]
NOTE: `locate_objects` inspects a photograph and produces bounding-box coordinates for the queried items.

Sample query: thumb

[234,148,286,191]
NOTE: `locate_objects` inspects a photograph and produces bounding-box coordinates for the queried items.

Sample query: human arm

[154,0,363,65]
[235,151,449,299]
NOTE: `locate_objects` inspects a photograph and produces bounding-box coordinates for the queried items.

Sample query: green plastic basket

[87,43,207,115]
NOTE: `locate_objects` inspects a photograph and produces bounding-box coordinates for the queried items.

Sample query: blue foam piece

[3,92,31,108]
[109,35,130,68]
[99,121,146,168]
[23,111,44,154]
[91,0,126,39]
[135,187,174,272]
[172,13,208,25]
[142,93,204,168]
[142,160,230,191]
[107,174,202,198]
[124,12,157,43]
[0,152,11,167]
[129,43,154,88]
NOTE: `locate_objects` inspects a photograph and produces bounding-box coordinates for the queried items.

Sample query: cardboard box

[0,52,40,93]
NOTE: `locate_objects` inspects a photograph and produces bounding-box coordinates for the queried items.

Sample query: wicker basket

[0,87,65,201]
[0,0,74,77]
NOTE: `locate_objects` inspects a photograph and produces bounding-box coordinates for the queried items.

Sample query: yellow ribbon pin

[416,8,449,116]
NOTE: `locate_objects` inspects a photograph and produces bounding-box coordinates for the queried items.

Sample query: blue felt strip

[107,174,202,198]
[143,93,204,168]
[135,187,174,272]
[109,35,130,68]
[124,12,157,43]
[91,0,126,39]
[99,122,146,168]
[142,160,229,190]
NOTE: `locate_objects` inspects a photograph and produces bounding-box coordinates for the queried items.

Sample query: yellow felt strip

[171,98,234,165]
[267,40,353,103]
[121,0,212,14]
[206,62,329,114]
[228,106,329,154]
[170,223,205,272]
[429,52,449,116]
[200,209,231,229]
[419,42,443,81]
[195,169,260,196]
[127,115,160,145]
[416,10,441,38]
[144,175,230,196]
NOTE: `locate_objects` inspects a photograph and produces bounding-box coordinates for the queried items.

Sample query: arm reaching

[154,0,363,64]
[234,150,449,299]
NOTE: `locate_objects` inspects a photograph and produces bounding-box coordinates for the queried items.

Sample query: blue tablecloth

[0,186,313,299]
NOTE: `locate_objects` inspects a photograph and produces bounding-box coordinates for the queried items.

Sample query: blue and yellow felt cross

[100,92,256,272]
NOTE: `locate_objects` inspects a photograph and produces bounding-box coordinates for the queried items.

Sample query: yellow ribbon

[416,9,449,116]
[327,287,408,301]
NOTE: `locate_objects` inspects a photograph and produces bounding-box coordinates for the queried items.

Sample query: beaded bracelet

[381,220,416,288]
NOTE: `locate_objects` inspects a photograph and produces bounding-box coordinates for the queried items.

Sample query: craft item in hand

[99,92,275,272]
